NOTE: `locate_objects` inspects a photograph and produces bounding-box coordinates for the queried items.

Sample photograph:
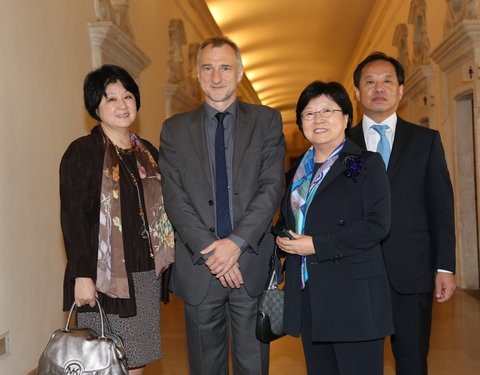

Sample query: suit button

[208,200,214,206]
[338,220,345,226]
[209,227,215,232]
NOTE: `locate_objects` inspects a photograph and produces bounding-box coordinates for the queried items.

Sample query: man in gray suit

[159,37,285,375]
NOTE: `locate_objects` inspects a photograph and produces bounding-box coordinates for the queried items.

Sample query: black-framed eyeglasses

[301,108,343,121]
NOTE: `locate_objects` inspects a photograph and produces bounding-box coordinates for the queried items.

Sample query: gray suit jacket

[159,101,285,305]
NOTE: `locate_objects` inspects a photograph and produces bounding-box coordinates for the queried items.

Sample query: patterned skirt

[77,270,162,368]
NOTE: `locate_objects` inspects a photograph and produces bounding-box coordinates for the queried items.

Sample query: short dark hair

[196,36,243,72]
[83,64,140,122]
[296,81,353,135]
[353,52,405,88]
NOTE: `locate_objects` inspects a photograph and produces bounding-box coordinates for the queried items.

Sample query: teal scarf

[290,141,344,286]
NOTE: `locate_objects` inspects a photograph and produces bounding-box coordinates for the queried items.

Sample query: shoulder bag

[255,246,285,343]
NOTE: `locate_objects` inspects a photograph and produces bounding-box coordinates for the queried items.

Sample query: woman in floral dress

[60,64,174,375]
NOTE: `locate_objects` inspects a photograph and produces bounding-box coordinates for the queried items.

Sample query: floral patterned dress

[60,126,171,367]
[60,125,171,317]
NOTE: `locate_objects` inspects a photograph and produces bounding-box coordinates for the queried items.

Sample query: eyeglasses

[301,108,343,121]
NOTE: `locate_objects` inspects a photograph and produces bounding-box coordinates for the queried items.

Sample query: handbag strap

[65,298,107,338]
[266,246,281,290]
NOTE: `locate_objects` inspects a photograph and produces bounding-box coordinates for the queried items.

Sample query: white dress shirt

[361,113,397,152]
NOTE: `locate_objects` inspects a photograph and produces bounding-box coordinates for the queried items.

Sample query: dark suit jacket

[281,139,394,342]
[349,117,455,294]
[158,101,285,305]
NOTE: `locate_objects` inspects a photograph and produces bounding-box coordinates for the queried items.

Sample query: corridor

[146,289,480,374]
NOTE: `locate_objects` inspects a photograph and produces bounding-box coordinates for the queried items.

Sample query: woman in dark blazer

[276,81,394,375]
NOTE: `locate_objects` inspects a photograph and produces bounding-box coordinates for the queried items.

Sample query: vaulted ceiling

[205,0,379,127]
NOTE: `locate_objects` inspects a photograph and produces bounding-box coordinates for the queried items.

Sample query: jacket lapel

[310,139,361,199]
[350,120,407,180]
[387,117,409,179]
[232,102,255,182]
[349,124,367,150]
[187,106,213,189]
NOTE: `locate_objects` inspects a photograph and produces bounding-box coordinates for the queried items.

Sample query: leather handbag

[37,299,128,375]
[256,247,285,343]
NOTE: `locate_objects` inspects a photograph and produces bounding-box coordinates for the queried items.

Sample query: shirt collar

[203,100,238,121]
[362,112,397,134]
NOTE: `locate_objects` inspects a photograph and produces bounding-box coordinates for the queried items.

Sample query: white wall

[0,1,94,374]
[0,1,214,373]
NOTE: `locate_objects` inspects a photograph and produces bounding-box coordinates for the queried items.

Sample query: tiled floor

[146,289,480,374]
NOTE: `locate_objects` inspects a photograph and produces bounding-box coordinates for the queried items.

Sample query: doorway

[455,92,480,288]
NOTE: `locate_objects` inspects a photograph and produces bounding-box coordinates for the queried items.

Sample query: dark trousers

[389,286,433,375]
[300,285,385,375]
[184,279,269,375]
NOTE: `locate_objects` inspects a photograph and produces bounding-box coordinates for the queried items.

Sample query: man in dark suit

[349,52,456,375]
[158,37,285,375]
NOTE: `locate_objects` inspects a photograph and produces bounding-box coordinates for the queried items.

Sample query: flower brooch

[342,154,365,182]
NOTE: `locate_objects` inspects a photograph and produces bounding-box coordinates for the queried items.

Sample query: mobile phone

[271,226,295,240]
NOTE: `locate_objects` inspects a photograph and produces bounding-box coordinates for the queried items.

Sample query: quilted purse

[37,299,128,375]
[256,247,285,343]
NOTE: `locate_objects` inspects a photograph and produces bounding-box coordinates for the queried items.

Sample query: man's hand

[435,272,456,303]
[200,238,241,277]
[219,263,244,288]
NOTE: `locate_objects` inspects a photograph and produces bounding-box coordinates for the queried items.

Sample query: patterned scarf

[291,141,344,287]
[96,130,174,299]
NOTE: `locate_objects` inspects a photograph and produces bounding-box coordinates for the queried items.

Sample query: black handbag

[37,299,128,374]
[256,247,285,343]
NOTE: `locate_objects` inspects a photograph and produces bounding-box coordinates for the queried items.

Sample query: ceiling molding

[88,21,151,78]
[431,20,480,72]
[187,0,222,37]
[403,65,435,99]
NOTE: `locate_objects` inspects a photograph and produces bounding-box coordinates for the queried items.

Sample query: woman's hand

[276,231,315,256]
[74,277,97,307]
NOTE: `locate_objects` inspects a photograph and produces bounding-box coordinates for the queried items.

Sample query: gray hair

[196,36,244,72]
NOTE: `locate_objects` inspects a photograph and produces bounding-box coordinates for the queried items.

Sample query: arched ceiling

[205,0,379,127]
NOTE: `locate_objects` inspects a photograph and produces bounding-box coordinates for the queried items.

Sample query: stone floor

[145,289,480,374]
